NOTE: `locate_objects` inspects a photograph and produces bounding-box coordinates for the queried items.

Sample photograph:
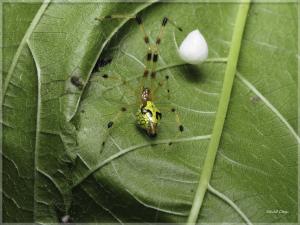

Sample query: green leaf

[2,1,298,223]
[28,1,156,222]
[2,2,42,222]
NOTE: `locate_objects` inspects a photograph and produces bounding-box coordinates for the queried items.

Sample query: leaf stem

[187,1,251,224]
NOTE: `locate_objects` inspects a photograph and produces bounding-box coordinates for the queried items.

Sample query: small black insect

[71,76,84,90]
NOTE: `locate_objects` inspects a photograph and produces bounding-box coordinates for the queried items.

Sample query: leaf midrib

[187,1,251,224]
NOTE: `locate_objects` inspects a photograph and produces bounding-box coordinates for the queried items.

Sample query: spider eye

[156,112,162,119]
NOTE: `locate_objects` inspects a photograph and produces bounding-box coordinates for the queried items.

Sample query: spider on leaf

[95,14,185,145]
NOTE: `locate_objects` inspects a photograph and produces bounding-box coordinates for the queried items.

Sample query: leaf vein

[1,0,51,103]
[72,134,211,188]
[236,72,300,143]
[208,184,253,225]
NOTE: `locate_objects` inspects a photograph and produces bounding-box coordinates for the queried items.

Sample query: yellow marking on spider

[136,99,162,137]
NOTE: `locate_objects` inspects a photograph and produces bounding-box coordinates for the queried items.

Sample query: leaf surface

[2,2,42,222]
[2,1,298,223]
[28,1,156,222]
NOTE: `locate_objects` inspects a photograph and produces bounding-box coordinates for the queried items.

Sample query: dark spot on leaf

[179,125,184,132]
[250,95,260,104]
[99,58,112,67]
[92,57,113,72]
[135,15,142,24]
[71,76,83,89]
[107,121,113,128]
[162,17,168,26]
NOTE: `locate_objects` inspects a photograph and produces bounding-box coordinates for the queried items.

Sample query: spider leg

[156,104,185,143]
[134,15,153,92]
[97,72,142,110]
[151,17,182,98]
[95,14,153,95]
[152,75,171,102]
[100,109,125,152]
[100,104,137,153]
[96,14,151,48]
[168,107,185,145]
[155,17,182,46]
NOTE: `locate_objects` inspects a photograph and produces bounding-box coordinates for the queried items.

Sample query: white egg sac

[178,29,208,64]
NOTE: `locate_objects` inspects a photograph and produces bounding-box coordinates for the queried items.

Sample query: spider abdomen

[136,101,161,137]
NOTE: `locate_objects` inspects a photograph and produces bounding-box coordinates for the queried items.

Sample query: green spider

[97,14,184,138]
